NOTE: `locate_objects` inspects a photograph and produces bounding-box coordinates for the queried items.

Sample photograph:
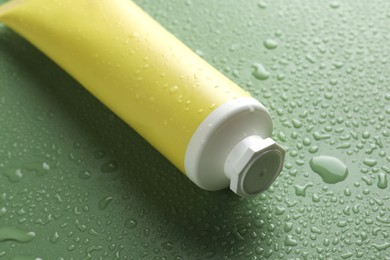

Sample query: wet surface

[0,0,389,259]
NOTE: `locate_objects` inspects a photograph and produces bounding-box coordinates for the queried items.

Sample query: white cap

[184,97,285,198]
[224,136,285,198]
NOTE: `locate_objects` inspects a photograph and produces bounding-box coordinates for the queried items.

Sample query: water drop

[252,63,270,80]
[50,231,60,244]
[24,162,50,176]
[275,206,286,215]
[86,245,103,258]
[310,227,322,234]
[3,168,23,183]
[329,79,338,87]
[101,160,118,173]
[98,196,113,210]
[124,219,137,229]
[324,92,333,100]
[161,241,174,251]
[337,220,347,227]
[313,132,331,140]
[310,156,348,184]
[294,182,313,197]
[195,49,204,57]
[264,39,278,49]
[277,131,287,142]
[362,131,371,139]
[292,119,302,128]
[74,220,87,232]
[309,146,319,154]
[336,143,351,149]
[344,188,351,196]
[372,242,390,251]
[284,235,298,246]
[340,252,353,259]
[363,158,377,167]
[312,194,320,202]
[284,222,293,233]
[377,172,388,189]
[361,176,372,186]
[303,137,311,146]
[0,227,36,243]
[305,54,316,63]
[258,1,267,9]
[0,207,6,217]
[93,150,106,159]
[169,85,178,94]
[78,170,92,180]
[330,1,340,9]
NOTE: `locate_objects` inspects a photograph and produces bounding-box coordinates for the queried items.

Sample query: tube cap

[225,136,285,198]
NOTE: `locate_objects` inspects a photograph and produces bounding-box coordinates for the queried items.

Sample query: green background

[1,0,390,259]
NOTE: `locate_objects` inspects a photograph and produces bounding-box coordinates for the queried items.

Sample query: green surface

[1,0,390,259]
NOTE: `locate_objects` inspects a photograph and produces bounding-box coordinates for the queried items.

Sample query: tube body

[0,0,284,196]
[0,0,250,171]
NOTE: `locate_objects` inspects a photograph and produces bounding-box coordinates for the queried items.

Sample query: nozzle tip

[226,136,285,198]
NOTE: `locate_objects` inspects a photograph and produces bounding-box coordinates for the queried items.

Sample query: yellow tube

[0,0,285,197]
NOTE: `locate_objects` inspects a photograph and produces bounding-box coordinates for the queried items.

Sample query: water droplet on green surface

[74,219,87,232]
[0,207,6,217]
[362,131,371,139]
[302,137,311,146]
[252,63,270,80]
[275,206,286,215]
[377,172,388,189]
[68,244,75,251]
[93,150,106,159]
[50,231,59,244]
[337,220,347,227]
[363,158,377,167]
[294,182,313,197]
[124,219,137,229]
[361,176,372,186]
[258,1,267,8]
[284,222,293,233]
[313,132,331,141]
[284,235,298,246]
[291,119,302,128]
[101,160,118,173]
[86,245,103,258]
[161,241,174,251]
[371,242,390,251]
[336,143,351,149]
[24,162,50,176]
[312,194,320,202]
[194,49,204,57]
[330,1,340,9]
[3,168,23,183]
[340,252,353,259]
[309,146,319,154]
[98,196,113,210]
[310,226,322,234]
[78,170,92,180]
[305,54,316,63]
[310,156,348,184]
[264,39,278,49]
[344,188,351,196]
[0,227,35,243]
